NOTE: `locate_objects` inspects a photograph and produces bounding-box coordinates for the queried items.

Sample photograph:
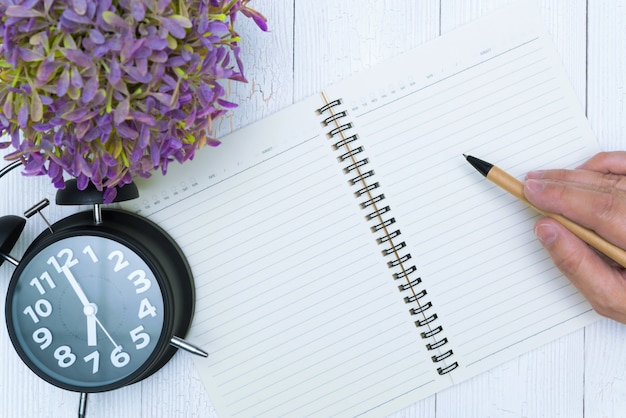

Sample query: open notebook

[122,2,601,416]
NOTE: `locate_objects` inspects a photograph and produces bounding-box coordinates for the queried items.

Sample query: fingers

[578,151,626,174]
[526,151,626,324]
[526,151,626,192]
[524,176,626,249]
[526,168,626,193]
[534,218,626,324]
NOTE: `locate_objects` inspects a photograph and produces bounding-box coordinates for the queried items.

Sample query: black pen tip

[464,154,493,177]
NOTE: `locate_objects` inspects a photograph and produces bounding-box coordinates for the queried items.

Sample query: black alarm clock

[1,180,207,417]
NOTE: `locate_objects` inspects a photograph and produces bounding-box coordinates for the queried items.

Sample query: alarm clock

[1,180,207,416]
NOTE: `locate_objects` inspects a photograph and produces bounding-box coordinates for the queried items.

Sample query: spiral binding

[317,95,459,376]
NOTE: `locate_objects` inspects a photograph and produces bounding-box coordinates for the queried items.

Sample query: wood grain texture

[587,0,626,150]
[2,1,626,417]
[585,2,626,415]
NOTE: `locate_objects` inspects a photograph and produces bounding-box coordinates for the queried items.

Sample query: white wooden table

[2,1,626,417]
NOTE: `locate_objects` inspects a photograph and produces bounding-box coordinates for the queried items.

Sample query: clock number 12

[47,249,79,273]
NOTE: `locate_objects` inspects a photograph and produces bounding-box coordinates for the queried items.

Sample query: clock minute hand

[61,265,91,308]
[60,266,119,349]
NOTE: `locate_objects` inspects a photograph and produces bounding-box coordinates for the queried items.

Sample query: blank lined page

[126,98,447,417]
[323,1,600,383]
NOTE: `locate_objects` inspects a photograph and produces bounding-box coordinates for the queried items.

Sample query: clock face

[6,234,166,391]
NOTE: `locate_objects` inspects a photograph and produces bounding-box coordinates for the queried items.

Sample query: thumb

[534,218,626,323]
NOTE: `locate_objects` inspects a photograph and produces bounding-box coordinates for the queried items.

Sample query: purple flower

[0,0,267,202]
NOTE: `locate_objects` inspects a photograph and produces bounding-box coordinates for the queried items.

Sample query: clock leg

[0,252,19,266]
[78,392,88,418]
[170,336,209,358]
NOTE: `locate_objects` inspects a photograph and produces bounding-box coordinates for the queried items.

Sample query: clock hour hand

[85,309,97,346]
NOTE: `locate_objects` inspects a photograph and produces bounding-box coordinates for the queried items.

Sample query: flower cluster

[0,0,266,201]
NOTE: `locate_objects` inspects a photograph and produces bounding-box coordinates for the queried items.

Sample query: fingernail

[534,223,558,246]
[525,179,545,194]
[526,170,546,179]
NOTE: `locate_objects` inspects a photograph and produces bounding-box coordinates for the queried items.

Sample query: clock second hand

[91,315,120,349]
[60,266,121,350]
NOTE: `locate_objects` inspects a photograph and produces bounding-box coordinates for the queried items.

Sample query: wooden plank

[584,320,626,417]
[587,0,626,150]
[215,0,295,137]
[584,3,626,416]
[436,331,584,417]
[293,0,441,101]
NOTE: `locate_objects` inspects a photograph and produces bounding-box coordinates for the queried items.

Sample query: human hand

[523,151,626,324]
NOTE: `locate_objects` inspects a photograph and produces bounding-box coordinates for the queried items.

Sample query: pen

[464,154,626,269]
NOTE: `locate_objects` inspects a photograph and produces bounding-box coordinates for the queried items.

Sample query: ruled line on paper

[226,321,412,403]
[323,25,599,378]
[142,133,321,216]
[356,37,542,120]
[203,248,379,354]
[149,118,439,416]
[464,306,593,368]
[215,295,399,383]
[459,293,590,357]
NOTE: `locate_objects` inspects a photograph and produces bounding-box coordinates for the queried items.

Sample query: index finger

[527,168,626,193]
[524,177,626,250]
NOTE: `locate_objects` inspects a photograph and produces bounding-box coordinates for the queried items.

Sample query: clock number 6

[111,346,131,368]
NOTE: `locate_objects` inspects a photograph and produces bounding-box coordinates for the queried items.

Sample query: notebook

[122,1,601,416]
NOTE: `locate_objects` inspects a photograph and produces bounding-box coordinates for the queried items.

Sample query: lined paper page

[125,98,447,417]
[323,1,600,384]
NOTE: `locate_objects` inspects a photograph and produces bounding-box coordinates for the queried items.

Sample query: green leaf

[114,98,130,125]
[166,35,178,50]
[63,34,78,50]
[30,89,43,122]
[3,92,14,119]
[5,5,44,18]
[169,15,192,28]
[67,84,81,101]
[19,49,45,62]
[29,32,49,48]
[102,11,130,30]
